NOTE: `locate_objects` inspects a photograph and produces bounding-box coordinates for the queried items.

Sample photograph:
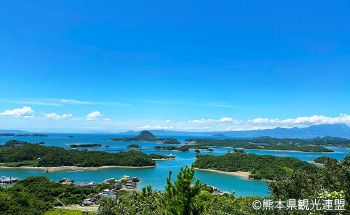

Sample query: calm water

[0,134,349,197]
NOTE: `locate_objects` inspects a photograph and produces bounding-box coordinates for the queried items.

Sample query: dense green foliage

[110,130,163,142]
[3,140,44,147]
[44,209,85,215]
[313,156,338,164]
[162,138,181,144]
[149,153,175,159]
[69,144,102,148]
[185,138,334,152]
[164,166,202,215]
[193,152,318,180]
[126,144,142,148]
[0,176,95,215]
[154,145,209,152]
[96,166,271,215]
[0,144,155,167]
[269,154,350,213]
[309,136,350,147]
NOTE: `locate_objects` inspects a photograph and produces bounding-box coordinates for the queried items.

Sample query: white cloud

[61,99,91,104]
[86,111,103,120]
[43,113,73,120]
[165,119,171,123]
[137,125,174,130]
[219,117,234,122]
[188,114,350,130]
[0,106,34,117]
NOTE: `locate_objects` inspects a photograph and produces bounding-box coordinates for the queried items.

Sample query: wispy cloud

[208,103,241,108]
[1,99,61,106]
[43,113,73,120]
[1,98,130,106]
[141,99,239,108]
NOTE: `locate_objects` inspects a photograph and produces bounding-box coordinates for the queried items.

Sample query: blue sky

[1,0,350,132]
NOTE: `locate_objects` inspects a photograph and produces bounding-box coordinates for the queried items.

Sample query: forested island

[0,142,156,167]
[110,130,163,142]
[126,144,142,149]
[3,140,44,147]
[193,152,318,180]
[149,153,176,160]
[313,156,338,165]
[162,138,181,144]
[154,145,209,152]
[185,137,334,152]
[109,131,181,145]
[70,143,102,148]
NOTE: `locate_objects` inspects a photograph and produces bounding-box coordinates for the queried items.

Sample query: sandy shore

[152,157,176,161]
[311,161,324,166]
[194,168,251,179]
[0,165,156,173]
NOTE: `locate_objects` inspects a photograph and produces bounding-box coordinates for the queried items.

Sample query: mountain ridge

[120,124,350,138]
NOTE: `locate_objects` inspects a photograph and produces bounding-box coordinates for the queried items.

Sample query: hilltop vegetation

[185,137,334,152]
[0,176,95,215]
[0,143,155,167]
[313,156,338,164]
[193,152,318,180]
[269,154,350,212]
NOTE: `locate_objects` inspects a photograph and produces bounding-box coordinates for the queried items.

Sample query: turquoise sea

[0,134,349,197]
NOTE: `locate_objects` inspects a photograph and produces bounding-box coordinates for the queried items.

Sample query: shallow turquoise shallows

[0,134,349,197]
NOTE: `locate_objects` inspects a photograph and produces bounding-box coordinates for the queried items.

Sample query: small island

[110,130,163,142]
[70,143,102,148]
[149,153,176,160]
[193,152,318,181]
[126,144,142,149]
[154,145,209,152]
[110,131,181,145]
[312,156,338,165]
[162,138,181,144]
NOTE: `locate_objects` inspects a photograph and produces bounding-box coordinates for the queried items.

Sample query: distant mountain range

[0,129,27,133]
[121,124,350,139]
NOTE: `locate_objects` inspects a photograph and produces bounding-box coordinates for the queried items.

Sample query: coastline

[311,161,325,166]
[205,146,336,153]
[0,165,156,173]
[194,168,251,180]
[241,148,336,153]
[152,157,176,161]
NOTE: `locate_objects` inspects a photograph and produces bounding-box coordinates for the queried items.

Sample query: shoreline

[194,168,251,180]
[0,165,156,173]
[311,161,325,166]
[202,146,336,153]
[152,157,176,161]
